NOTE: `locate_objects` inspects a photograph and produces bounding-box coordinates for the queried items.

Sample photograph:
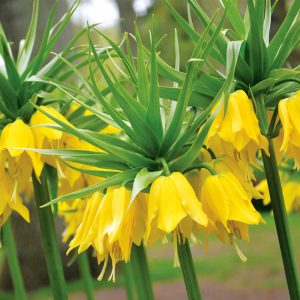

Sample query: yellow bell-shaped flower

[0,172,30,225]
[200,172,263,242]
[207,90,269,154]
[146,172,208,245]
[0,119,43,178]
[256,177,300,214]
[278,91,300,167]
[68,187,148,281]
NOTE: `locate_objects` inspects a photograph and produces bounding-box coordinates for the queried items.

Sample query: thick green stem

[2,221,27,300]
[177,238,201,300]
[130,244,154,300]
[78,253,94,300]
[262,140,300,300]
[123,262,135,300]
[32,168,68,300]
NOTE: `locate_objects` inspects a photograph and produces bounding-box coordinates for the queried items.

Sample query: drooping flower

[278,91,300,167]
[199,171,264,257]
[207,90,268,152]
[0,119,43,178]
[68,187,148,281]
[146,172,208,246]
[212,156,262,199]
[256,176,300,214]
[0,171,30,226]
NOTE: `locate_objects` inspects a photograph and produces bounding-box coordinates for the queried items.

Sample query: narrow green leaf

[31,104,156,168]
[268,0,300,60]
[170,112,215,171]
[219,0,246,38]
[263,0,272,46]
[130,168,163,204]
[0,35,21,90]
[41,168,140,206]
[88,31,160,155]
[17,0,39,74]
[147,17,163,140]
[135,23,149,106]
[0,72,18,117]
[92,28,137,84]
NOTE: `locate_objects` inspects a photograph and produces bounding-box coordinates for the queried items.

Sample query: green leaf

[159,86,211,109]
[147,17,163,141]
[130,168,163,205]
[135,23,149,106]
[92,28,137,84]
[61,160,120,178]
[16,0,39,74]
[23,147,129,171]
[40,168,140,206]
[31,104,156,168]
[263,0,272,46]
[88,30,160,155]
[0,72,18,118]
[268,0,300,60]
[164,0,225,64]
[159,10,225,155]
[246,0,267,83]
[163,0,200,42]
[24,0,79,78]
[170,112,215,171]
[219,0,246,39]
[0,35,21,90]
[167,41,238,160]
[269,19,300,71]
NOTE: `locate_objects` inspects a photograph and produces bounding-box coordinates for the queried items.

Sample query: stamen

[97,256,108,281]
[56,161,66,179]
[108,260,116,282]
[173,232,180,267]
[11,180,18,202]
[233,240,247,262]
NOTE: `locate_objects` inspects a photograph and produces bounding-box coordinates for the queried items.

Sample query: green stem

[123,262,135,300]
[177,237,201,300]
[130,244,154,300]
[32,168,68,300]
[262,140,300,300]
[2,221,27,300]
[184,163,217,175]
[78,253,94,300]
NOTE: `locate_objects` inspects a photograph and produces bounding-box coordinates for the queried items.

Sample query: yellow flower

[100,125,122,135]
[58,199,86,243]
[278,91,300,167]
[200,172,263,246]
[257,178,300,214]
[0,119,43,178]
[30,106,71,143]
[212,156,262,199]
[68,187,148,281]
[0,172,30,226]
[146,172,207,245]
[207,90,268,154]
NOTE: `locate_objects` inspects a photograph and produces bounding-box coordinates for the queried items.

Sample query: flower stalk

[2,221,27,300]
[123,262,135,300]
[262,140,300,300]
[32,168,68,300]
[130,244,154,300]
[78,252,95,300]
[177,236,202,300]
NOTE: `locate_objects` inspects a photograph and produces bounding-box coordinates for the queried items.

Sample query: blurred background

[0,0,299,299]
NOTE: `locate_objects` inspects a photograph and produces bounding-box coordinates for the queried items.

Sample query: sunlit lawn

[0,213,299,299]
